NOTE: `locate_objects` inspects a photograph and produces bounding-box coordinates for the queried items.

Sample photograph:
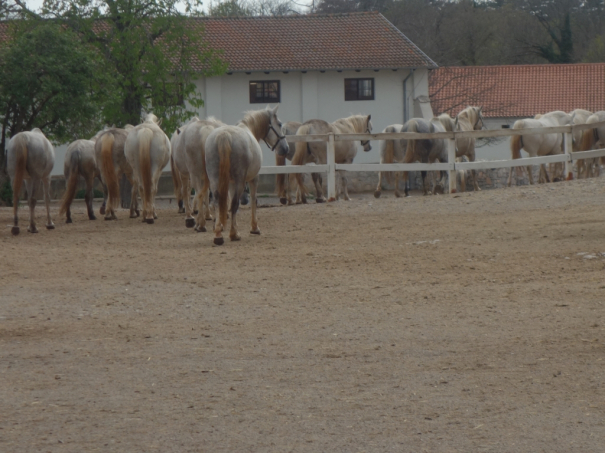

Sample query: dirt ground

[1,178,605,453]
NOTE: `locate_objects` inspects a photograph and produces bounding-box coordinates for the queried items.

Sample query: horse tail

[406,120,418,160]
[382,126,397,184]
[510,134,523,160]
[215,131,232,228]
[138,128,154,216]
[100,133,119,211]
[11,134,28,213]
[170,153,182,207]
[59,149,81,216]
[580,127,595,152]
[292,124,312,196]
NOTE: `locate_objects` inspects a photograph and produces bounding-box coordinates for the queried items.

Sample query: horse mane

[239,109,271,139]
[436,113,455,132]
[334,115,368,133]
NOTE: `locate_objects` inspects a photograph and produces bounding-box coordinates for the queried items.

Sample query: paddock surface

[1,179,605,452]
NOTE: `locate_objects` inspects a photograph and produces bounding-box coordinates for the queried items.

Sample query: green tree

[42,0,228,132]
[0,22,114,201]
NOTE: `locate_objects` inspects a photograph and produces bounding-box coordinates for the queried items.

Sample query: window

[249,80,280,103]
[344,78,374,101]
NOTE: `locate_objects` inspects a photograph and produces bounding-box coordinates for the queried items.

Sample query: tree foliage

[41,0,228,132]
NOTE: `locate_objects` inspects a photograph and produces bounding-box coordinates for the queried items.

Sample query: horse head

[263,105,289,156]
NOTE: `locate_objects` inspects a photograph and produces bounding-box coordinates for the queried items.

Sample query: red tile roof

[189,12,436,72]
[429,64,605,118]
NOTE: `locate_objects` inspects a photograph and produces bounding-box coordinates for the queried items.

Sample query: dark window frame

[344,78,375,101]
[249,80,281,104]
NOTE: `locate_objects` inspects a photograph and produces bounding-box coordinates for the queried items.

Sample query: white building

[51,12,437,175]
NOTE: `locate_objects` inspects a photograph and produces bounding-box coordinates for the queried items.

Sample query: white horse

[579,111,605,176]
[570,109,593,178]
[508,111,572,186]
[170,117,199,217]
[374,124,406,198]
[7,129,55,235]
[94,125,138,220]
[124,113,171,224]
[276,121,311,205]
[59,130,107,223]
[205,105,288,245]
[452,106,484,191]
[290,115,373,202]
[176,116,227,232]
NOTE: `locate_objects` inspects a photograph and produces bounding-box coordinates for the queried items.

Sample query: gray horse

[205,106,288,245]
[7,128,55,235]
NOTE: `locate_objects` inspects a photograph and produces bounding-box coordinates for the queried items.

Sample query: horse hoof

[11,226,19,236]
[105,216,114,221]
[395,192,402,198]
[135,210,140,217]
[214,237,224,246]
[99,206,106,215]
[145,218,154,224]
[185,218,195,228]
[316,197,326,203]
[374,190,381,199]
[66,218,73,224]
[196,226,207,233]
[250,229,261,235]
[193,210,199,215]
[28,227,38,234]
[230,235,241,242]
[46,224,55,230]
[178,208,185,214]
[89,215,97,221]
[280,197,287,205]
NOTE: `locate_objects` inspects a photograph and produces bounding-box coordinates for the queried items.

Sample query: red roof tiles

[430,64,605,118]
[189,12,436,72]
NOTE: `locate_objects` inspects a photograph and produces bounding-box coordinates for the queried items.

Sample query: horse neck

[334,116,365,134]
[238,113,269,141]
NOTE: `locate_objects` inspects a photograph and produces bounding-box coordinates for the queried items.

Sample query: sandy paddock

[1,178,605,452]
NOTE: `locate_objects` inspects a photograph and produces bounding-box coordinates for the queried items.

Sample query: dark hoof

[66,218,73,224]
[185,218,195,228]
[145,218,154,224]
[99,206,106,215]
[250,229,261,235]
[193,210,199,215]
[301,198,308,204]
[11,226,19,236]
[214,237,224,246]
[105,216,114,221]
[46,224,55,230]
[316,198,326,203]
[178,207,186,214]
[196,226,207,233]
[89,215,97,221]
[374,190,381,199]
[135,210,140,217]
[280,197,287,205]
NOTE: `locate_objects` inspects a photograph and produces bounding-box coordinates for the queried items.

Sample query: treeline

[208,0,605,66]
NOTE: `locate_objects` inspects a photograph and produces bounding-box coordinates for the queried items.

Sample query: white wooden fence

[258,120,605,201]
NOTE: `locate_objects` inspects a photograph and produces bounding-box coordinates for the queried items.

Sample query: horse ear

[367,114,371,121]
[177,128,181,135]
[272,104,279,114]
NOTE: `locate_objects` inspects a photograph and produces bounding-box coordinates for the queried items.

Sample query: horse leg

[340,171,351,201]
[125,173,140,219]
[181,173,195,228]
[99,181,108,215]
[421,171,428,195]
[507,167,514,187]
[249,176,261,235]
[374,171,383,198]
[229,181,244,242]
[25,179,38,233]
[42,177,55,230]
[85,174,96,220]
[313,173,326,203]
[526,166,534,185]
[394,172,402,198]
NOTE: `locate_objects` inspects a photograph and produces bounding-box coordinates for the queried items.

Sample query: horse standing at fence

[451,106,484,191]
[401,117,449,197]
[7,129,55,235]
[95,125,138,220]
[124,113,171,224]
[205,105,288,245]
[507,111,572,186]
[579,111,605,176]
[290,115,372,202]
[374,124,406,198]
[59,131,107,223]
[570,109,594,178]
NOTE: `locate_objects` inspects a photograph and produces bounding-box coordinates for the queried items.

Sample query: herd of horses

[5,105,605,244]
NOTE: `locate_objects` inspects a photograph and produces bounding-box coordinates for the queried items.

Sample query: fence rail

[261,119,605,200]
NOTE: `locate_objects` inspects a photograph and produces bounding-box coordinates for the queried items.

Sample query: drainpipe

[403,69,415,123]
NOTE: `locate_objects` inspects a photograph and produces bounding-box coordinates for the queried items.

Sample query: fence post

[327,133,337,201]
[448,137,457,194]
[564,131,573,180]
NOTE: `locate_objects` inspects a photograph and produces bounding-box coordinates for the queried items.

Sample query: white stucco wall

[49,67,430,175]
[474,117,520,162]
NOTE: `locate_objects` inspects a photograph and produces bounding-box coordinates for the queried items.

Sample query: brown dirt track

[1,178,605,452]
